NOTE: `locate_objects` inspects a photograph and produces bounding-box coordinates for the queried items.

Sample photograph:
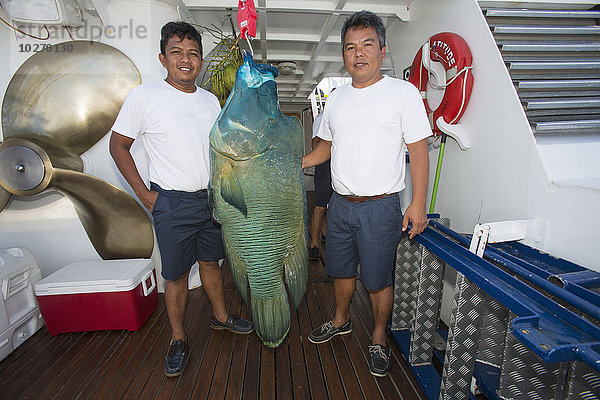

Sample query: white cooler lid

[34,259,154,295]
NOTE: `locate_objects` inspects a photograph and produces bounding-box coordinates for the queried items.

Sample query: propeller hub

[0,139,52,196]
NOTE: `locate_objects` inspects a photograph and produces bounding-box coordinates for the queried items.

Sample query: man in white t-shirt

[302,11,431,377]
[109,22,253,378]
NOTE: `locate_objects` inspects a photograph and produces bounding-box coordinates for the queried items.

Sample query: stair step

[484,5,600,137]
[518,91,600,99]
[526,109,600,118]
[503,55,600,63]
[523,98,600,110]
[515,80,600,90]
[498,42,600,52]
[507,61,600,70]
[532,119,600,132]
[484,9,600,19]
[509,72,600,80]
[490,25,600,35]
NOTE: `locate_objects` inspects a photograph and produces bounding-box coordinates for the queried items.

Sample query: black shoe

[210,314,254,334]
[308,246,320,260]
[368,344,390,377]
[308,320,352,344]
[164,336,188,377]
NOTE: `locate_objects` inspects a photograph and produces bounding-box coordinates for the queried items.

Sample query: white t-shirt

[317,76,431,196]
[112,80,221,192]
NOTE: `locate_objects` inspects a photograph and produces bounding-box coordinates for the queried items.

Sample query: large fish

[209,53,309,347]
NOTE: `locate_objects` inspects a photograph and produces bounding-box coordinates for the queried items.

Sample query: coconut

[223,64,238,91]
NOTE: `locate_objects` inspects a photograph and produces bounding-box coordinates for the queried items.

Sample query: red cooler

[34,259,157,335]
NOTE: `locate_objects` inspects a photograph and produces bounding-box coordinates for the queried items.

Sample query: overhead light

[277,61,297,75]
[0,0,83,27]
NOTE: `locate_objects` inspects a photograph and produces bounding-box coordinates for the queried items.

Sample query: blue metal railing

[429,219,600,321]
[414,221,600,372]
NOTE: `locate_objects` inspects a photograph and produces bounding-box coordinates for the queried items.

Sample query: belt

[340,192,398,203]
[150,182,207,197]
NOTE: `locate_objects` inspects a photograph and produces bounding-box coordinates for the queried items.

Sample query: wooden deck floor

[0,193,426,400]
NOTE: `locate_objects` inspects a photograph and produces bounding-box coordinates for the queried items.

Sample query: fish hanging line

[246,36,254,56]
[237,0,257,56]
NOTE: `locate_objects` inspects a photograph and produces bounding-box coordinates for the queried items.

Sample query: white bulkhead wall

[387,0,600,270]
[0,1,188,279]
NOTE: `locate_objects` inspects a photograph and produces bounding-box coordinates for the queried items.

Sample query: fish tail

[251,290,291,348]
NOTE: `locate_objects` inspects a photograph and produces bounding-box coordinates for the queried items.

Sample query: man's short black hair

[341,11,386,51]
[160,21,203,58]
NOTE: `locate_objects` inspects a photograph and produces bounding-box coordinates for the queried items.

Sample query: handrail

[429,219,600,320]
[414,222,600,372]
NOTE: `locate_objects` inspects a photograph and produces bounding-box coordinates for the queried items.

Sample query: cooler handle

[142,271,156,297]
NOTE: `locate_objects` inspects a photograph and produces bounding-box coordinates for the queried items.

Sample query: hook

[246,36,254,56]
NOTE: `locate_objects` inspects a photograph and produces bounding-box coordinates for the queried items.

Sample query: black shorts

[150,182,225,281]
[314,159,332,207]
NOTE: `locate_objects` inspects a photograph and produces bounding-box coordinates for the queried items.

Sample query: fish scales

[209,54,308,347]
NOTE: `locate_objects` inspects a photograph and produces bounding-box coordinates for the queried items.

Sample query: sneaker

[368,344,390,377]
[164,336,188,377]
[308,320,352,344]
[210,314,254,334]
[308,246,320,260]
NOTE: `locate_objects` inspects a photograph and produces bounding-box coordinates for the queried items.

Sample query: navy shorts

[150,182,225,281]
[314,159,333,207]
[325,192,402,291]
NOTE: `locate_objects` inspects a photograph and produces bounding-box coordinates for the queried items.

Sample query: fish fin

[251,285,291,348]
[223,235,249,309]
[283,227,309,310]
[220,162,247,217]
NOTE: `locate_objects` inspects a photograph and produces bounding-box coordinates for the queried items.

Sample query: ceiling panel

[187,0,411,105]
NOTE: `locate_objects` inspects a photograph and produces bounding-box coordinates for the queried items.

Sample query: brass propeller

[0,186,10,210]
[0,41,153,260]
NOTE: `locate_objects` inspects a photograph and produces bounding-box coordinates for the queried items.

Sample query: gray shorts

[325,192,402,291]
[150,182,225,281]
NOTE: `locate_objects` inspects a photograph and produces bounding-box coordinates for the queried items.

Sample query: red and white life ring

[408,32,473,136]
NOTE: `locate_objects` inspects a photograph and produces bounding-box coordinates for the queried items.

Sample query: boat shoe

[368,343,390,377]
[164,335,188,377]
[210,315,254,334]
[308,320,352,344]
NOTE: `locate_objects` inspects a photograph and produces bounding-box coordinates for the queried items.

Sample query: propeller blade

[2,41,141,168]
[0,187,11,212]
[51,168,154,260]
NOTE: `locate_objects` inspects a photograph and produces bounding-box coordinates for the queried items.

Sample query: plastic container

[0,309,44,362]
[34,259,157,335]
[0,247,44,362]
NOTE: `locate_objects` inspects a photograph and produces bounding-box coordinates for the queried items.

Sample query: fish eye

[268,117,275,123]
